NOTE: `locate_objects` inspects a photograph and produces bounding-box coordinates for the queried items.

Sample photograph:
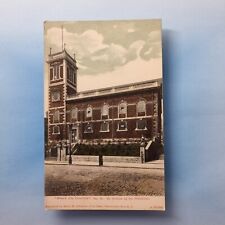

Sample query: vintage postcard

[44,19,165,210]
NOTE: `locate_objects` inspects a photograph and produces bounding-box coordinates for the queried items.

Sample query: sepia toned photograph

[44,19,165,210]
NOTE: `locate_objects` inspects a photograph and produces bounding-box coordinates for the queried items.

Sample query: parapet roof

[67,78,162,101]
[47,49,77,66]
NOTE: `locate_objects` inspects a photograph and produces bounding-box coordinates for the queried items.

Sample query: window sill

[99,130,110,133]
[50,78,63,82]
[135,128,148,131]
[116,129,128,132]
[52,100,60,102]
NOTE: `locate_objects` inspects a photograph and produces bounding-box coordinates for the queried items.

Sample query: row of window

[51,101,146,123]
[50,65,76,84]
[50,65,63,81]
[52,120,147,134]
[51,100,148,123]
[70,100,147,119]
[52,101,147,123]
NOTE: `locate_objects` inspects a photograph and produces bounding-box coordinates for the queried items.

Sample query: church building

[47,49,163,147]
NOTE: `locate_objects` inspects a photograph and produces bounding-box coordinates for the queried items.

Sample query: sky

[44,20,162,103]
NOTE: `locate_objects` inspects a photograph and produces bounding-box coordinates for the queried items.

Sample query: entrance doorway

[71,126,78,143]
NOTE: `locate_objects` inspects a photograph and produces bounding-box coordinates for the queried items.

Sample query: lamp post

[60,141,62,161]
[57,141,62,162]
[140,135,145,163]
[68,124,73,165]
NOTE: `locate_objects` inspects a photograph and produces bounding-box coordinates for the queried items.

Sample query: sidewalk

[45,159,164,169]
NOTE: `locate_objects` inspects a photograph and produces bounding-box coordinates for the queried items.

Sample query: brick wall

[65,87,161,142]
[71,155,140,163]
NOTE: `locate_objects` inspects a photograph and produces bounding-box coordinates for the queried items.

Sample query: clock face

[52,91,60,102]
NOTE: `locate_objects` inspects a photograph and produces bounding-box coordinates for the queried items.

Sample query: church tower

[47,49,78,143]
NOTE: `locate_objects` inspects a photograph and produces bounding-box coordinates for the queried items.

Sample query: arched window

[100,121,109,132]
[84,123,93,133]
[71,108,78,119]
[118,101,127,116]
[50,64,63,81]
[86,106,92,118]
[53,110,60,123]
[53,125,60,134]
[102,104,109,117]
[137,100,146,115]
[54,65,59,80]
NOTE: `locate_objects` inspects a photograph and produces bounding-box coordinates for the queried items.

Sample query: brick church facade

[47,49,163,147]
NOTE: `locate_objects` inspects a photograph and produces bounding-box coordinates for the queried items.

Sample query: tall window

[118,101,127,117]
[67,67,69,81]
[71,108,78,120]
[84,123,93,133]
[86,106,92,118]
[60,65,63,78]
[117,121,127,131]
[50,65,63,81]
[137,100,146,116]
[100,121,109,132]
[53,110,60,123]
[53,125,60,134]
[102,104,109,117]
[136,119,147,130]
[67,67,75,84]
[50,68,53,80]
[54,65,59,80]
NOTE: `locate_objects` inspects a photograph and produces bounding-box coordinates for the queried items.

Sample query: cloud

[78,56,162,91]
[128,40,145,59]
[148,30,161,42]
[139,31,162,60]
[128,28,135,33]
[91,54,108,61]
[82,41,148,74]
[45,22,162,76]
[44,20,162,111]
[46,28,107,58]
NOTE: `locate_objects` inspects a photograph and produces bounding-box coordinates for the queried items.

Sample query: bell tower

[47,49,78,144]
